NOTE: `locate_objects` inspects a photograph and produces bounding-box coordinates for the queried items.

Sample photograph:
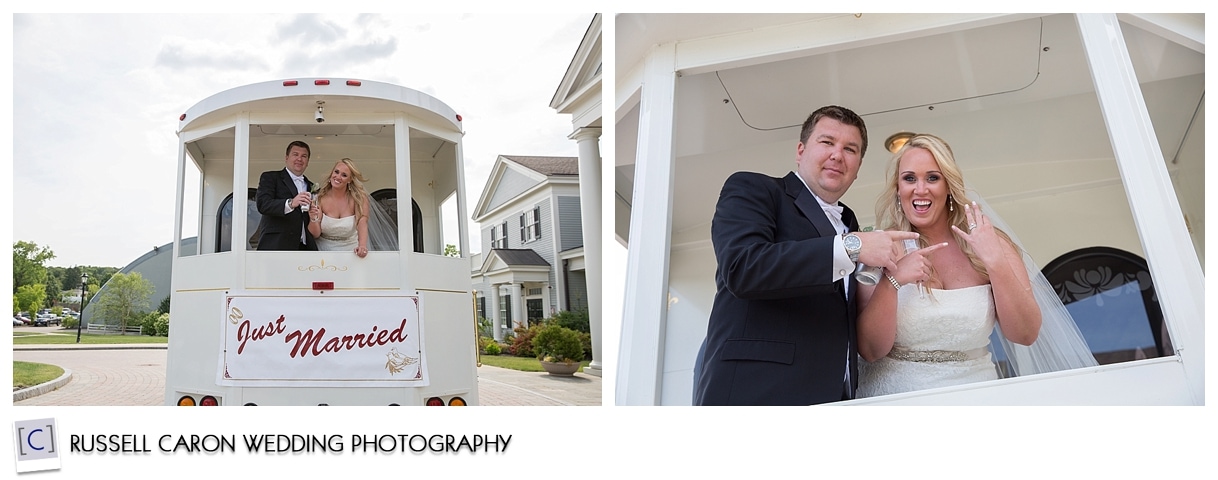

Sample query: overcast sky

[12,13,591,268]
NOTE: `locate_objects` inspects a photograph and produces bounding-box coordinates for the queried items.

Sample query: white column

[1076,13,1205,404]
[571,126,603,377]
[489,284,503,342]
[511,283,526,329]
[542,284,553,319]
[617,43,678,405]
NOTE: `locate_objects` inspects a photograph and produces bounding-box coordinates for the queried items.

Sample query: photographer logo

[13,418,60,473]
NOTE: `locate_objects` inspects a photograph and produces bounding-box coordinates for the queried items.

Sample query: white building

[615,13,1203,405]
[472,156,588,338]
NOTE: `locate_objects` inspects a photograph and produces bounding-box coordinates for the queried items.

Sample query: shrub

[532,324,584,364]
[484,342,502,355]
[578,332,592,360]
[509,325,541,357]
[61,317,78,329]
[139,311,169,336]
[545,310,589,333]
[476,316,493,338]
[151,313,169,337]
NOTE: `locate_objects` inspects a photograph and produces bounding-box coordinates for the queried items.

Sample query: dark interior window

[989,246,1169,376]
[1042,247,1170,364]
[216,188,260,252]
[369,189,424,253]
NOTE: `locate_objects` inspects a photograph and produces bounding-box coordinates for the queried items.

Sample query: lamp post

[77,273,88,343]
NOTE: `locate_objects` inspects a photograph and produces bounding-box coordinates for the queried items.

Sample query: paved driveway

[13,346,600,406]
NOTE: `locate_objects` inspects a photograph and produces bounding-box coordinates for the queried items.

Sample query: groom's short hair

[800,105,868,159]
[285,140,311,157]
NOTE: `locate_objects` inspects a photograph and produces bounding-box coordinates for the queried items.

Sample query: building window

[491,223,506,249]
[520,206,541,243]
[499,295,512,326]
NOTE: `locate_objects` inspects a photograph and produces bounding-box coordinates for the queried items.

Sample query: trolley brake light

[346,80,361,86]
[315,79,330,85]
[425,397,445,406]
[283,80,298,86]
[200,395,219,406]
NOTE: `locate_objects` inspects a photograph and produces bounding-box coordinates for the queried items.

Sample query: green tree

[15,284,47,317]
[443,244,460,257]
[82,284,100,313]
[93,272,154,332]
[13,241,55,293]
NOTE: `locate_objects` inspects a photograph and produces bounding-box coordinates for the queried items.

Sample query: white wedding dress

[315,215,359,252]
[857,284,999,397]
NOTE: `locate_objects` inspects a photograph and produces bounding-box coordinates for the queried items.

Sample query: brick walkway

[13,344,601,406]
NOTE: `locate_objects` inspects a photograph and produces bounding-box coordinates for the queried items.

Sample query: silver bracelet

[886,274,902,290]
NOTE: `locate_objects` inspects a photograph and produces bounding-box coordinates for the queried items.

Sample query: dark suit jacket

[255,169,317,251]
[693,171,859,405]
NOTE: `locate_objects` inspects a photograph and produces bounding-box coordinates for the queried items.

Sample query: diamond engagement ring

[968,222,977,230]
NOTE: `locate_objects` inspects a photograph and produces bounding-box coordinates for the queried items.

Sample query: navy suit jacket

[254,169,317,251]
[693,171,859,405]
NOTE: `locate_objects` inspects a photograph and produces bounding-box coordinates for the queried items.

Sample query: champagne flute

[903,239,924,298]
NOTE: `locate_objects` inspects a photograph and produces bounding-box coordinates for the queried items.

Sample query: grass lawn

[14,361,65,389]
[478,354,591,373]
[12,332,168,345]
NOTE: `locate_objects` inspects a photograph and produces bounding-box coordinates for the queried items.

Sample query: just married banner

[219,294,428,387]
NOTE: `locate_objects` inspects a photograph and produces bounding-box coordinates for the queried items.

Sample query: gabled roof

[489,248,551,267]
[478,249,553,282]
[551,14,602,114]
[502,155,578,176]
[472,155,580,221]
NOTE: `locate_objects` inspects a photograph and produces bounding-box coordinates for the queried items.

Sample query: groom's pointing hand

[855,230,920,271]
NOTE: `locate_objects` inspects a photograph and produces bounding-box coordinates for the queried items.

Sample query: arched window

[216,188,261,252]
[368,188,423,253]
[1041,247,1171,365]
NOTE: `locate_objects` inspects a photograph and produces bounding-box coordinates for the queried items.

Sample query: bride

[308,158,372,257]
[855,134,1095,397]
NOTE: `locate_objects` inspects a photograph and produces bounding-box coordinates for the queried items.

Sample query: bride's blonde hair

[317,158,370,225]
[874,134,1017,283]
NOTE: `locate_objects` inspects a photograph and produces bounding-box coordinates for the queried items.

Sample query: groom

[255,140,318,251]
[692,105,915,405]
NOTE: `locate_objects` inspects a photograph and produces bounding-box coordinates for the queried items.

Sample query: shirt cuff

[284,199,293,214]
[831,234,854,282]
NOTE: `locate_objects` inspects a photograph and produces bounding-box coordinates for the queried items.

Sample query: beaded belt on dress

[887,346,988,363]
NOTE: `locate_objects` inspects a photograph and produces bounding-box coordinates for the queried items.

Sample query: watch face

[845,234,861,250]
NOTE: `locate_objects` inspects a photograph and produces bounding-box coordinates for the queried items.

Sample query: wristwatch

[843,233,862,262]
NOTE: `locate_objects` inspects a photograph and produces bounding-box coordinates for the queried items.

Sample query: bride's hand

[889,242,947,286]
[951,202,1005,266]
[355,245,367,258]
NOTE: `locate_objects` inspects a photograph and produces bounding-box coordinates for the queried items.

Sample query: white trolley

[166,78,477,406]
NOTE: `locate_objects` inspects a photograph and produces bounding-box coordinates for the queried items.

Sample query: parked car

[33,314,61,327]
[14,315,31,326]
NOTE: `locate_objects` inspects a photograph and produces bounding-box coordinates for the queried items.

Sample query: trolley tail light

[283,80,298,86]
[200,395,219,406]
[346,80,361,86]
[177,395,196,406]
[315,79,330,85]
[455,114,463,122]
[425,397,445,406]
[448,397,467,406]
[313,281,334,290]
